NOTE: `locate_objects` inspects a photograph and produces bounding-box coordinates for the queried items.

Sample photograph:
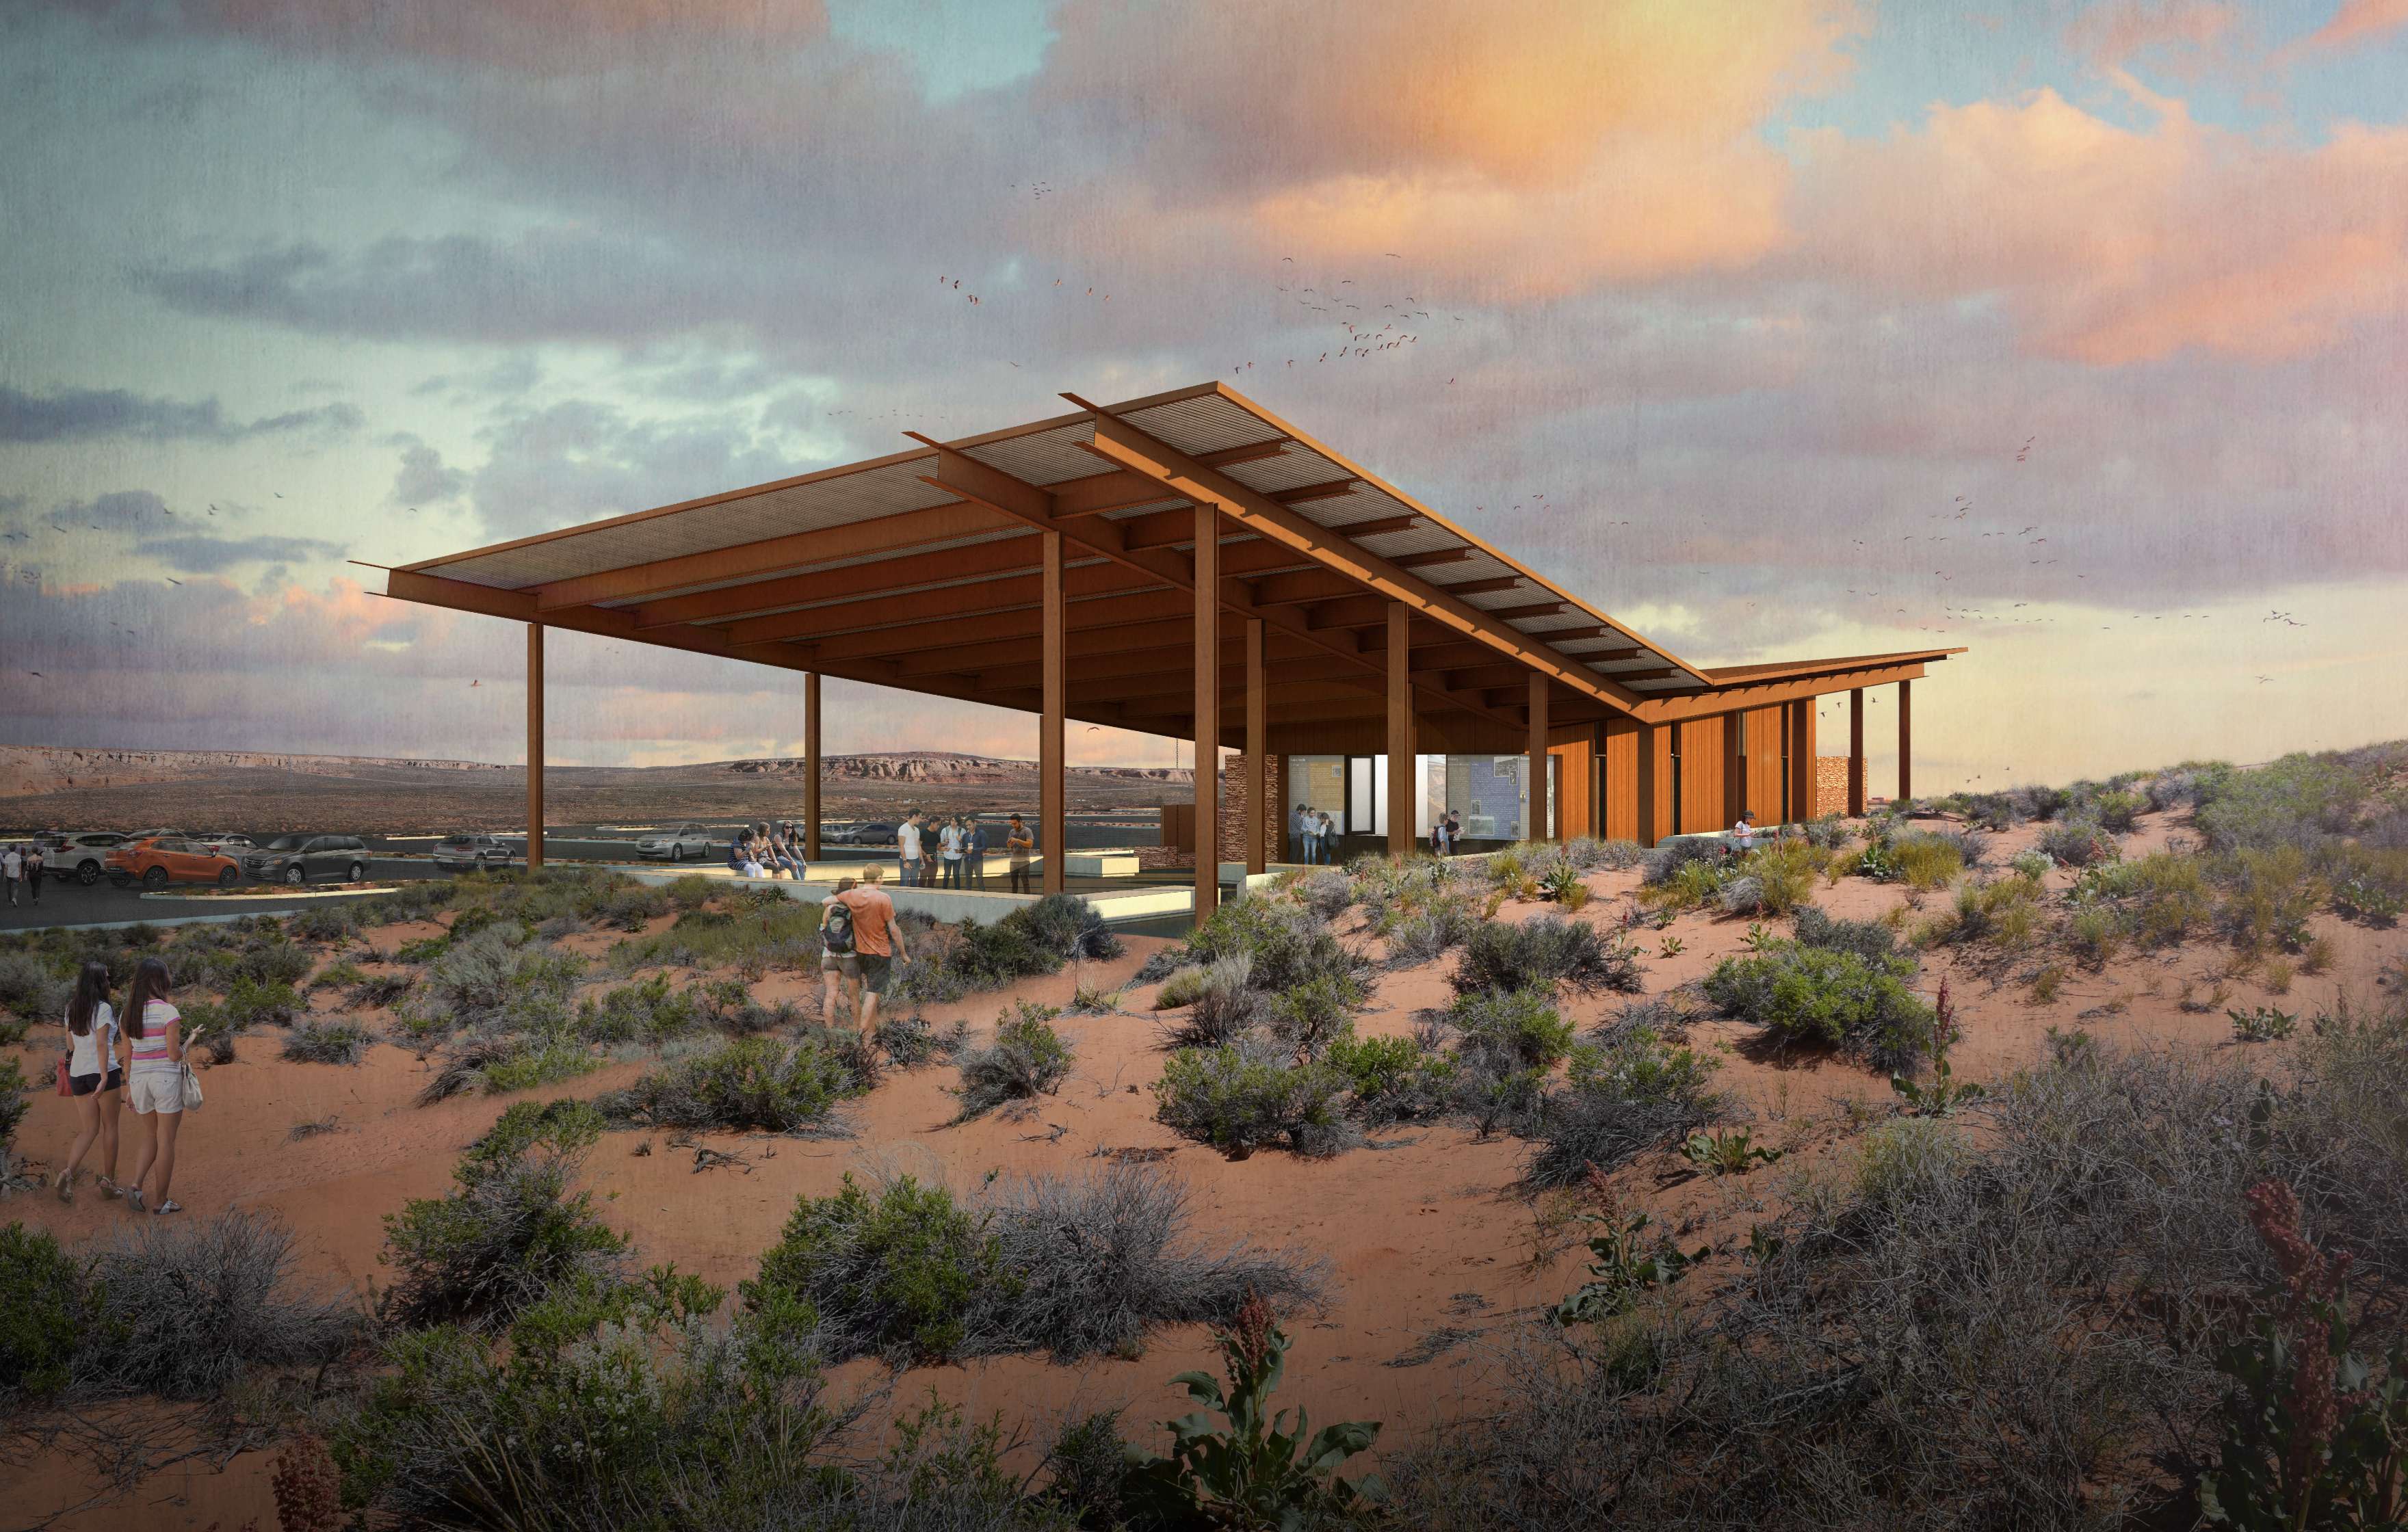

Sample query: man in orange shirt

[832,863,910,1035]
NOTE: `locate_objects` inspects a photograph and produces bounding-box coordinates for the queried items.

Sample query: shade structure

[379,381,1960,869]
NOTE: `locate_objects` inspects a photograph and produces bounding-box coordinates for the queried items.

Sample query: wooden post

[803,671,822,861]
[1897,679,1913,804]
[1788,699,1815,824]
[1192,503,1219,923]
[1847,687,1866,818]
[1721,711,1744,827]
[1634,722,1658,848]
[1245,616,1266,874]
[1042,529,1066,895]
[1526,673,1549,841]
[525,623,545,870]
[1386,605,1414,855]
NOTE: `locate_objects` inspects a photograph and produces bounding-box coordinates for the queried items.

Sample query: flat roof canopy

[382,382,1959,749]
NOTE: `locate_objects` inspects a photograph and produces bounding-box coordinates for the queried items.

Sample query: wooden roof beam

[529,501,1008,612]
[1075,403,1646,715]
[627,532,1047,629]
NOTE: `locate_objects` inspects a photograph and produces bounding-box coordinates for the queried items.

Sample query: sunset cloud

[2306,0,2408,49]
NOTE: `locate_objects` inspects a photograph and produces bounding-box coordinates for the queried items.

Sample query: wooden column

[1386,604,1414,855]
[1526,673,1549,841]
[803,671,822,860]
[1787,699,1815,824]
[1192,505,1219,923]
[1245,616,1266,874]
[1634,722,1658,847]
[1847,687,1866,818]
[1721,711,1745,826]
[1042,529,1067,895]
[1897,679,1913,804]
[525,623,545,869]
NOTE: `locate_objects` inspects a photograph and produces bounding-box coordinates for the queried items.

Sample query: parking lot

[0,813,1165,933]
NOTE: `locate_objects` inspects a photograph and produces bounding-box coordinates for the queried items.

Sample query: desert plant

[0,1221,84,1401]
[1119,1290,1385,1528]
[1454,916,1641,997]
[2195,751,2367,853]
[379,1098,629,1330]
[1554,1183,1708,1326]
[743,1172,1006,1364]
[282,1018,373,1065]
[1890,978,1985,1116]
[874,1012,967,1066]
[597,1033,869,1134]
[1850,1115,1971,1213]
[1323,1031,1456,1126]
[1153,1042,1356,1159]
[1525,1026,1725,1187]
[1446,986,1576,1070]
[1266,973,1361,1060]
[953,1003,1074,1120]
[2229,1005,2299,1043]
[2198,1179,2408,1529]
[1682,1127,1784,1176]
[1705,945,1933,1072]
[1387,899,1482,966]
[1792,904,1900,963]
[2038,816,2121,868]
[0,1057,31,1155]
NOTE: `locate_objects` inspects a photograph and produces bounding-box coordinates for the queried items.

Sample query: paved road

[0,858,444,934]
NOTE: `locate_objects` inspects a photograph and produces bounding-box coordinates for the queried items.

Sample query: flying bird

[166,577,182,585]
[470,679,480,687]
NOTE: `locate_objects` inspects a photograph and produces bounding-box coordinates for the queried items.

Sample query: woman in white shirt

[121,956,189,1215]
[56,960,124,1203]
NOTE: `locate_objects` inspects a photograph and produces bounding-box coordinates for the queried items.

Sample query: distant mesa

[724,752,1192,785]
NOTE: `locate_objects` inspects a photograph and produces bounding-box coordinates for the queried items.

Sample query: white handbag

[177,1061,204,1111]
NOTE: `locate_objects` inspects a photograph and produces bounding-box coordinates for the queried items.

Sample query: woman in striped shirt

[121,957,189,1215]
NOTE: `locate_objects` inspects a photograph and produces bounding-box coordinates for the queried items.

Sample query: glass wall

[1438,755,1529,846]
[1285,756,1346,862]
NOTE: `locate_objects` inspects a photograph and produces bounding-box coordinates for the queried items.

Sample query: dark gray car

[246,834,371,884]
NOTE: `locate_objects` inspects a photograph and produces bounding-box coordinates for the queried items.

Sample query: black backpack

[821,897,855,955]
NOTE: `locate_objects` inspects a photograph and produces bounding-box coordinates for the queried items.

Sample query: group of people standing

[895,812,1040,893]
[53,956,192,1213]
[1290,805,1340,864]
[4,841,42,905]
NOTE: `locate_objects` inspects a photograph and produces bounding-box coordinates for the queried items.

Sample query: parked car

[820,822,895,846]
[432,833,516,872]
[106,836,241,889]
[194,832,259,856]
[38,832,126,885]
[636,823,714,862]
[246,834,371,884]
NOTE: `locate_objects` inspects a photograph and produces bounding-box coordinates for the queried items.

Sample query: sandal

[98,1178,122,1200]
[126,1187,145,1213]
[54,1171,73,1204]
[151,1200,183,1216]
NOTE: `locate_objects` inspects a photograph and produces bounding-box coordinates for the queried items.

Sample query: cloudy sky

[3,0,2404,790]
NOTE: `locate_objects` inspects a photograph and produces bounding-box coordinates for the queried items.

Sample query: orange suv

[106,836,242,889]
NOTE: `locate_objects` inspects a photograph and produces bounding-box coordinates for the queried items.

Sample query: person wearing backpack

[830,864,907,1038]
[817,876,858,1024]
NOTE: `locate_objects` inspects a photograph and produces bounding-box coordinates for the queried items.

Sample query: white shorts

[127,1070,183,1115]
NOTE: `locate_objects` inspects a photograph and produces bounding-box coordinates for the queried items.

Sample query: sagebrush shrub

[953,1005,1074,1120]
[597,1033,868,1134]
[1705,945,1932,1072]
[744,1173,1004,1363]
[282,1019,372,1065]
[81,1211,356,1400]
[1524,1027,1725,1187]
[1445,986,1575,1070]
[0,1221,84,1400]
[1454,916,1640,997]
[1153,1042,1357,1158]
[1324,1031,1456,1126]
[1792,905,1899,963]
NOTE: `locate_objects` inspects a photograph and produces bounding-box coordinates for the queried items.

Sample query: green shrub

[475,1039,597,1095]
[1445,986,1575,1070]
[0,950,73,1028]
[1792,905,1900,964]
[1705,945,1933,1072]
[1454,916,1641,997]
[1266,972,1365,1059]
[1324,1032,1456,1126]
[1153,1044,1356,1158]
[2037,817,2120,868]
[380,1099,629,1330]
[597,1033,868,1135]
[2216,846,2322,953]
[2195,752,2366,851]
[744,1173,1008,1364]
[1526,1027,1725,1187]
[0,1222,83,1401]
[1891,834,1965,891]
[874,1012,967,1067]
[0,1057,31,1152]
[283,1019,373,1065]
[1181,898,1364,995]
[953,1004,1074,1120]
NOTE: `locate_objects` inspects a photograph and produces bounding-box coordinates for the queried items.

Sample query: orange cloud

[1788,84,2408,363]
[1034,0,1859,297]
[2063,0,2239,67]
[2307,0,2408,48]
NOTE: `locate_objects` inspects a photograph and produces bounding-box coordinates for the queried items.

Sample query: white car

[636,823,714,862]
[194,832,259,856]
[39,832,126,886]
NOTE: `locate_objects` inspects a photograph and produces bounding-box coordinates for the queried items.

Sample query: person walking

[1730,810,1758,859]
[897,813,924,888]
[831,865,908,1037]
[1006,813,1035,894]
[966,817,989,889]
[24,841,42,904]
[817,876,858,1025]
[3,843,20,906]
[1290,804,1308,864]
[121,957,188,1215]
[55,960,123,1203]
